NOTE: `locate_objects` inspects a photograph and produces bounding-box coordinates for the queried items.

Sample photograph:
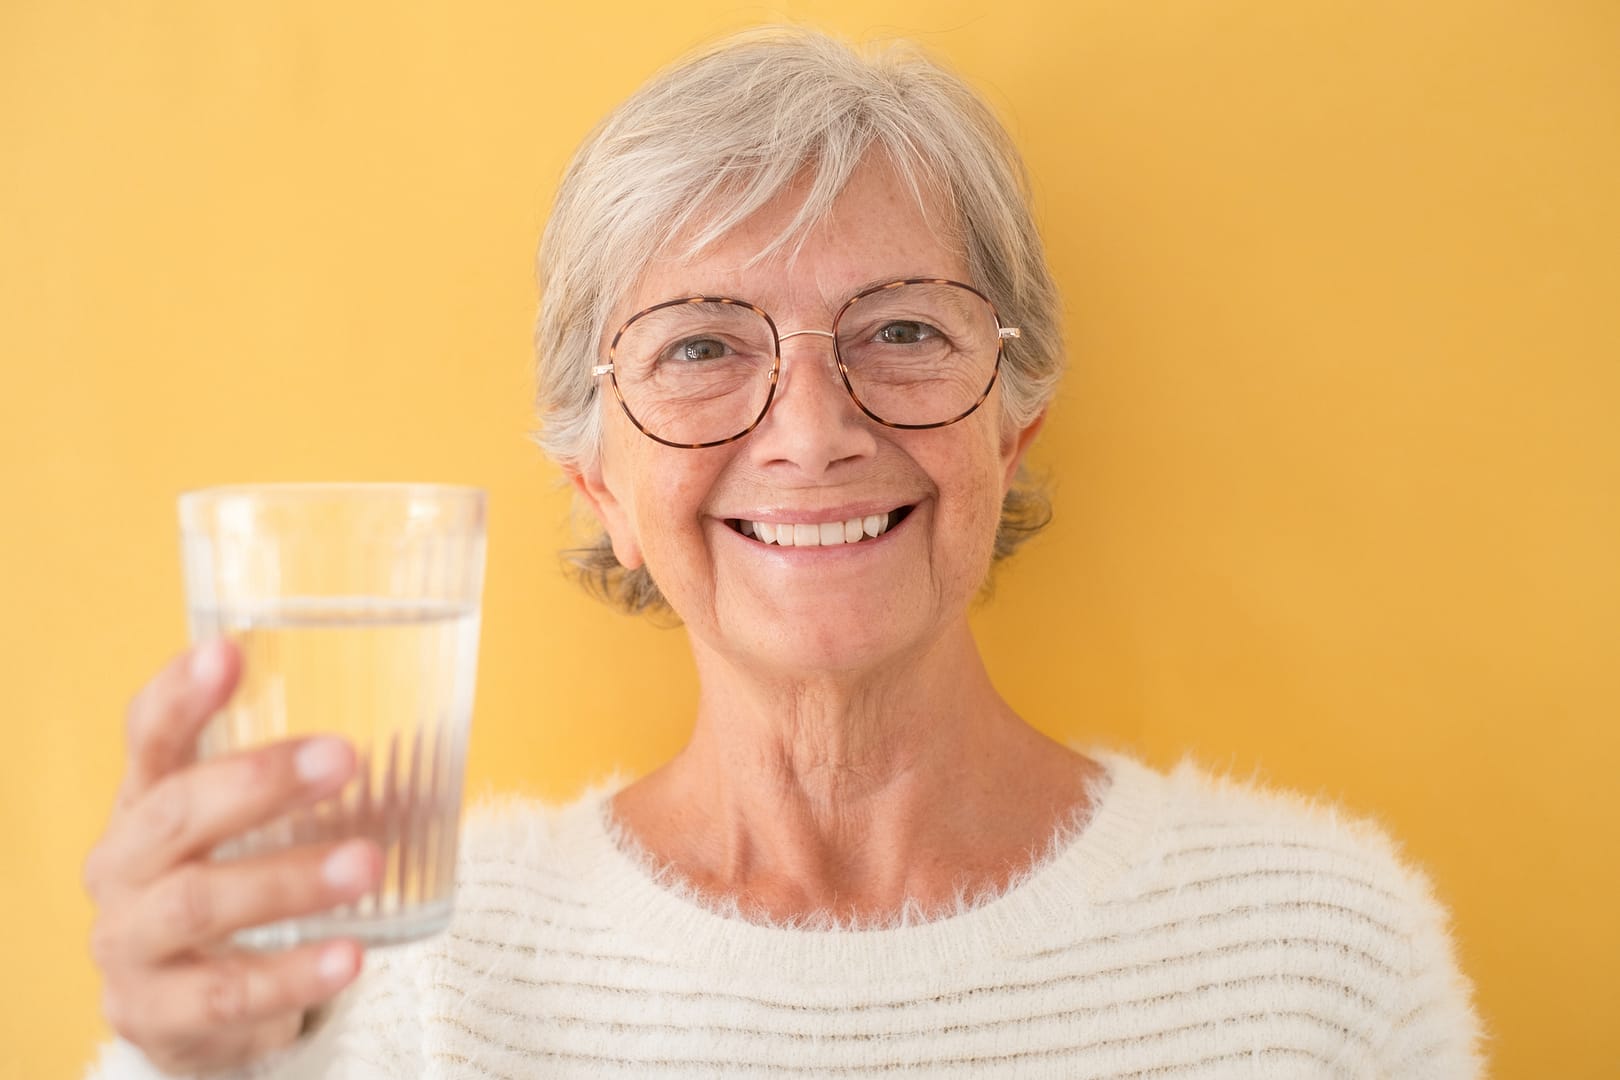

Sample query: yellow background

[3,2,1616,1076]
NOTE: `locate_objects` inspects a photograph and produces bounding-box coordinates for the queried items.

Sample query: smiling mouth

[725,505,915,547]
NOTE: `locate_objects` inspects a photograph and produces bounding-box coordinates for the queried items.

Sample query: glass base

[231,897,453,951]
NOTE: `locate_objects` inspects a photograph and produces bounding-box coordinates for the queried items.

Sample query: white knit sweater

[87,747,1487,1078]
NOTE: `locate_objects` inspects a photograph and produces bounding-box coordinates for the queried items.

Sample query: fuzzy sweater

[86,746,1487,1078]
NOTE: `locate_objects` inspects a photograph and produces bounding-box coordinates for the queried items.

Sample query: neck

[688,617,1008,816]
[610,620,1097,922]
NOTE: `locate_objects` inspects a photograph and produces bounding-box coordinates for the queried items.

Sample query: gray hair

[532,27,1064,614]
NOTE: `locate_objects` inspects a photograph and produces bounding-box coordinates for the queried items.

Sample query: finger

[150,1010,305,1078]
[102,837,381,967]
[93,735,356,893]
[119,639,242,807]
[101,938,361,1068]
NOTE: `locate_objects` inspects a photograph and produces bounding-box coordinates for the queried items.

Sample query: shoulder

[1085,746,1448,939]
[1089,747,1487,1073]
[1136,749,1448,926]
[442,778,630,933]
[1082,744,1463,985]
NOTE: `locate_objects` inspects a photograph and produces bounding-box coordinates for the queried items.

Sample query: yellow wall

[3,2,1615,1075]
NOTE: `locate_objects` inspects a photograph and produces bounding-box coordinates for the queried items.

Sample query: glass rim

[178,482,486,508]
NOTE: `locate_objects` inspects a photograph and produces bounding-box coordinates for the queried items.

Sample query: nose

[745,329,877,476]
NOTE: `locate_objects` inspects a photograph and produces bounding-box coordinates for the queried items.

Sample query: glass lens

[834,283,1001,426]
[611,300,776,445]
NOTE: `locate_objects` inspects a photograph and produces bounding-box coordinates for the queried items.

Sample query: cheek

[967,411,1017,506]
[960,468,1007,564]
[925,433,1010,569]
[623,457,725,583]
[635,474,704,537]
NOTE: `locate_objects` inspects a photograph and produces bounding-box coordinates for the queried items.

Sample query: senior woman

[84,28,1484,1080]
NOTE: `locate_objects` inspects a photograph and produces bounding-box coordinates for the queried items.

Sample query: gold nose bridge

[772,328,844,389]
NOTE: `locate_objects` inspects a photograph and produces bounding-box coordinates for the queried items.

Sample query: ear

[567,459,645,571]
[1000,408,1047,491]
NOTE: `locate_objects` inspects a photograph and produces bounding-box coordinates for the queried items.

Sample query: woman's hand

[83,639,383,1076]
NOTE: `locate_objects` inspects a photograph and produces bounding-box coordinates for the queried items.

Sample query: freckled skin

[570,156,1099,922]
[580,160,1014,677]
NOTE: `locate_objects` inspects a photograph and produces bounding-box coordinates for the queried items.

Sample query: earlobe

[568,462,644,571]
[1001,409,1047,490]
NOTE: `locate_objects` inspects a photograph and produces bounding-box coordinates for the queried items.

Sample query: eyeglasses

[591,278,1020,449]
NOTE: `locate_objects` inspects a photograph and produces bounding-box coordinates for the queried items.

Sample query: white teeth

[739,511,899,546]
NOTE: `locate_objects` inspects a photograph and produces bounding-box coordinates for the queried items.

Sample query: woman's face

[572,156,1044,677]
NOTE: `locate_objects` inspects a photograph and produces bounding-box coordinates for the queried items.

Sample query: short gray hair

[532,27,1064,614]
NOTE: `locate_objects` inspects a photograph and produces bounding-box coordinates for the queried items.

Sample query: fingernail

[322,842,372,891]
[296,737,348,783]
[318,942,355,983]
[189,640,226,687]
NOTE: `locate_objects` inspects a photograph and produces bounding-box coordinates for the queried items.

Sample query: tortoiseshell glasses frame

[589,277,1021,450]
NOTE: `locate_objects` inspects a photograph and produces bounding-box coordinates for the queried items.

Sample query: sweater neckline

[568,746,1164,981]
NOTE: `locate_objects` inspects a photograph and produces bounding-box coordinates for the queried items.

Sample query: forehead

[619,156,971,322]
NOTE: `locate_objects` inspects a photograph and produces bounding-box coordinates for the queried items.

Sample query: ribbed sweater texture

[86,746,1487,1078]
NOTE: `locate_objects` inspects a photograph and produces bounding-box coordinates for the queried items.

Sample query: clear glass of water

[177,483,486,950]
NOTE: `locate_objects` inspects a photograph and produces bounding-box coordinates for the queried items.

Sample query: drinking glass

[177,483,486,949]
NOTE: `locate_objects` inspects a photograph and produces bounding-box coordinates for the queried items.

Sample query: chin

[705,592,950,681]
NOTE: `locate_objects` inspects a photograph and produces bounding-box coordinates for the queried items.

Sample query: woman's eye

[876,321,933,345]
[676,337,728,361]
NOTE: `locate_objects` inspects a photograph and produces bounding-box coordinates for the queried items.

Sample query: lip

[714,501,919,552]
[714,500,916,526]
